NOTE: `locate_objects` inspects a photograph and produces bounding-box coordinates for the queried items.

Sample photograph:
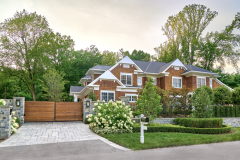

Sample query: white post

[140,114,148,143]
[74,94,78,102]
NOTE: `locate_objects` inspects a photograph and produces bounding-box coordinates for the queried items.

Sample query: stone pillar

[83,98,95,122]
[0,105,12,139]
[13,97,25,125]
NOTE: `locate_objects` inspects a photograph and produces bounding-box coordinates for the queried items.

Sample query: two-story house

[70,56,233,102]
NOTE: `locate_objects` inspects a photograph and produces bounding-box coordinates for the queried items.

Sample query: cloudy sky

[0,0,239,73]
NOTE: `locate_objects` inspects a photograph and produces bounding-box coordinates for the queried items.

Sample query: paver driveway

[0,121,129,151]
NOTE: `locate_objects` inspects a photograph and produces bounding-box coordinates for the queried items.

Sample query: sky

[0,0,239,73]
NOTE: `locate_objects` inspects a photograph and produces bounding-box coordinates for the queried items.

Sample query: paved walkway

[0,122,129,151]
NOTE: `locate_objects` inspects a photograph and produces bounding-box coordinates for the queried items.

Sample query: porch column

[74,94,78,102]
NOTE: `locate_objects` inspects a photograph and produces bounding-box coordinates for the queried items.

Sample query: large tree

[155,4,218,64]
[0,10,74,100]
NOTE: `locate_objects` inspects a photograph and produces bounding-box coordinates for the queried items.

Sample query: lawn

[102,128,240,150]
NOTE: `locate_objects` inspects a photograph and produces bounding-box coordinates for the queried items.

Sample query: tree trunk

[31,85,36,101]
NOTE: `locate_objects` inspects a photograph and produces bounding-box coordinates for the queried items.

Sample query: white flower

[98,106,101,110]
[102,100,105,103]
[102,119,106,123]
[92,108,95,111]
[123,114,126,118]
[88,114,92,117]
[98,113,101,116]
[108,116,110,119]
[0,99,6,106]
[88,118,92,122]
[122,102,125,105]
[94,103,97,106]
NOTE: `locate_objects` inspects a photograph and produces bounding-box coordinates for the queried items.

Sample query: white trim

[214,78,234,91]
[162,59,187,73]
[123,64,130,68]
[137,77,142,86]
[125,94,138,102]
[100,90,115,101]
[120,73,133,86]
[210,78,213,89]
[181,71,219,75]
[172,76,182,88]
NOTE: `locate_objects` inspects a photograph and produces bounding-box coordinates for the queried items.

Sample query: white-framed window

[125,94,138,102]
[153,78,157,85]
[120,73,132,86]
[210,79,212,89]
[101,91,115,102]
[197,77,206,88]
[137,78,142,86]
[123,64,130,68]
[172,76,182,88]
[174,67,179,70]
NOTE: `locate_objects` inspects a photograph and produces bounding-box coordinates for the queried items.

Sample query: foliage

[11,117,19,134]
[0,99,6,106]
[231,87,240,104]
[192,86,213,118]
[136,77,162,120]
[39,69,67,101]
[119,48,151,61]
[0,10,74,101]
[213,106,240,117]
[213,86,232,105]
[193,85,213,103]
[88,91,97,101]
[87,100,134,134]
[133,123,230,134]
[102,50,118,66]
[173,118,223,128]
[16,117,21,126]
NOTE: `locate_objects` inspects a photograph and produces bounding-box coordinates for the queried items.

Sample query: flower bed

[133,123,231,134]
[87,100,134,134]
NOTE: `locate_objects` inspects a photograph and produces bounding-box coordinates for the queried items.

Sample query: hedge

[173,118,223,128]
[213,106,240,117]
[133,123,231,134]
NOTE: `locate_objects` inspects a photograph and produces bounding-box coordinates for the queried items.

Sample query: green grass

[102,128,240,150]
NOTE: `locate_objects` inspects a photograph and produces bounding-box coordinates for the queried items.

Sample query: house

[69,56,233,102]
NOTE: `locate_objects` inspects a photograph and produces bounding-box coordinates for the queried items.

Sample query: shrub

[232,87,240,105]
[0,99,6,106]
[136,77,162,120]
[87,100,134,134]
[213,105,240,117]
[173,118,223,128]
[133,123,231,134]
[213,86,232,105]
[192,86,213,118]
[16,117,21,126]
[11,117,19,134]
[192,86,213,103]
[88,91,97,101]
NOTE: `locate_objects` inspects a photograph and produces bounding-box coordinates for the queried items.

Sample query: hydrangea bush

[0,99,6,106]
[87,100,134,134]
[11,117,19,134]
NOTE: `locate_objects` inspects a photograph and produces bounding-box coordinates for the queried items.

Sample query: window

[153,78,156,85]
[121,73,132,86]
[125,94,138,102]
[101,91,115,102]
[174,67,179,70]
[123,64,130,68]
[172,77,182,88]
[137,78,142,86]
[197,77,206,88]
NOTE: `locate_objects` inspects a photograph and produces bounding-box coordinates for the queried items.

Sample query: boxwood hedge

[173,118,223,128]
[133,123,231,134]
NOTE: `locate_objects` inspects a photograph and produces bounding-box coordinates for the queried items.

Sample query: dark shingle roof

[183,65,215,74]
[158,60,175,73]
[90,65,112,71]
[132,60,151,71]
[70,86,85,93]
[82,75,91,79]
[145,61,166,73]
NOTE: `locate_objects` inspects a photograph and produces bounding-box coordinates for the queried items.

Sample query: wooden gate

[25,101,83,122]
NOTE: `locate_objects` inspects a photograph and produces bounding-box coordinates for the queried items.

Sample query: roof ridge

[144,61,152,72]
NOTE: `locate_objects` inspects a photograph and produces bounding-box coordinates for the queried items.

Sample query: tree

[0,10,74,101]
[88,91,97,101]
[232,87,240,105]
[39,69,67,101]
[191,86,213,118]
[102,50,117,66]
[119,48,151,61]
[213,86,232,105]
[192,85,213,104]
[155,4,218,64]
[136,77,162,120]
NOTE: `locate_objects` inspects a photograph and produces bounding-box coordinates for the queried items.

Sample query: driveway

[0,121,129,151]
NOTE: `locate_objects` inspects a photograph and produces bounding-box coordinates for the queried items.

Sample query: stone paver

[0,121,130,151]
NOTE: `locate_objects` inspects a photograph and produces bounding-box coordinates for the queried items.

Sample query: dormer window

[120,73,132,86]
[174,67,179,70]
[123,64,130,68]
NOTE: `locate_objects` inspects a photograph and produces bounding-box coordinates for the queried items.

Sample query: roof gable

[160,59,187,73]
[88,70,125,87]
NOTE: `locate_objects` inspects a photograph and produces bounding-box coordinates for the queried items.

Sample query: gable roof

[81,75,91,79]
[90,65,112,71]
[88,70,125,87]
